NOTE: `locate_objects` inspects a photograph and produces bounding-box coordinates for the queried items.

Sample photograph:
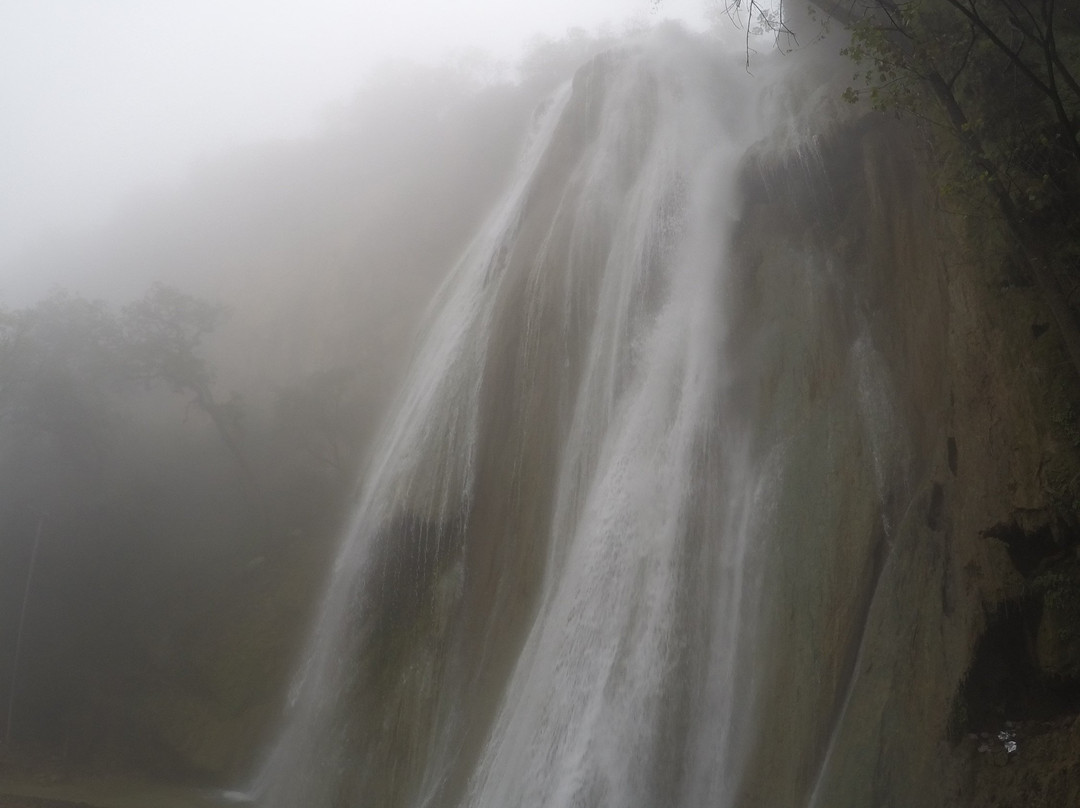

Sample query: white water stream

[250,25,897,808]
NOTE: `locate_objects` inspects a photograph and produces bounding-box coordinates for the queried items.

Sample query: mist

[0,0,710,298]
[0,4,723,789]
[1,0,716,477]
[3,0,1078,804]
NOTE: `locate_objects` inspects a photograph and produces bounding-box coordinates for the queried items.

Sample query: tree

[121,283,268,535]
[0,291,125,471]
[273,367,364,487]
[819,0,1080,374]
[0,292,133,754]
[707,0,802,68]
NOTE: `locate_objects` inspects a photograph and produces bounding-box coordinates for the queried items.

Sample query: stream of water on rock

[243,24,904,808]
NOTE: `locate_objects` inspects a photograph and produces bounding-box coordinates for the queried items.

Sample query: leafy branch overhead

[798,0,1080,376]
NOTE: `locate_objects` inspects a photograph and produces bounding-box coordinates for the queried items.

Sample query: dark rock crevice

[952,511,1080,742]
[982,510,1077,578]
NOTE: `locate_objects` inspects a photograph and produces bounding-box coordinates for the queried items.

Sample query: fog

[0,0,724,443]
[0,5,738,779]
[1,0,711,299]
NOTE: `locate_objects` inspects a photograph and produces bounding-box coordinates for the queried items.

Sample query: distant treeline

[0,27,629,777]
[0,282,368,769]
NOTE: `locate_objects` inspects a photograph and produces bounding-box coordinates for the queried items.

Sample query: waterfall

[251,23,916,808]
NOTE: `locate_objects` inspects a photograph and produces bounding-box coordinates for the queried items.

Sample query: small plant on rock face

[1033,567,1080,680]
[1051,405,1080,459]
[1041,569,1077,604]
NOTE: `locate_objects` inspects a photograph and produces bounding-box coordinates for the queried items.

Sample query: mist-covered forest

[0,30,625,781]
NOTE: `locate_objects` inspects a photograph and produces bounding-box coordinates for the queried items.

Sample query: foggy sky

[1,0,710,301]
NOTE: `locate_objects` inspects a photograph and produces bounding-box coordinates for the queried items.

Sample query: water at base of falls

[250,23,902,808]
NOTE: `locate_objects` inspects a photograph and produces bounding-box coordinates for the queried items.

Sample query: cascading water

[250,23,921,808]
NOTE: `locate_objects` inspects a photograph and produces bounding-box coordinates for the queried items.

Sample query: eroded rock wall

[730,106,1080,807]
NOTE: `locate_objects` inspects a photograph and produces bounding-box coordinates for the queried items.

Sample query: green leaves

[838,0,1080,238]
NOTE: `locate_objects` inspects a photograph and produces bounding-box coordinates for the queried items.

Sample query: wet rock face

[730,84,1080,805]
[953,597,1080,736]
[727,105,965,807]
[951,511,1080,740]
[1035,576,1080,681]
[956,714,1080,808]
[982,510,1078,578]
